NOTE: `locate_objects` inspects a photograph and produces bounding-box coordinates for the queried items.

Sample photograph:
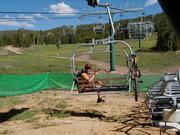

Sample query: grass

[0,44,87,74]
[0,97,22,109]
[46,109,71,119]
[0,33,179,74]
[138,52,180,73]
[10,110,37,122]
[55,101,68,109]
[42,100,71,119]
[0,97,37,122]
[91,34,180,73]
[0,97,38,122]
[0,96,37,123]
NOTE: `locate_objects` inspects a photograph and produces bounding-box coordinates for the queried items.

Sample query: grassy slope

[0,44,87,74]
[121,34,180,73]
[91,34,180,73]
[0,34,179,74]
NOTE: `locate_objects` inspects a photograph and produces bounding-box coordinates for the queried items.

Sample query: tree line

[154,13,180,51]
[0,13,179,51]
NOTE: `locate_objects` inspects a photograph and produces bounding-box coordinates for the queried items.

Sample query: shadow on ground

[0,108,29,123]
[43,108,118,122]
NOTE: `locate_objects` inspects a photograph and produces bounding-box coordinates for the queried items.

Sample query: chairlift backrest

[115,26,128,34]
[128,21,154,39]
[94,24,105,34]
[163,109,180,122]
[75,68,85,78]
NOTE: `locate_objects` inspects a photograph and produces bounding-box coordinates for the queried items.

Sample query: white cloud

[49,2,77,16]
[0,13,52,28]
[2,14,35,22]
[0,20,34,28]
[34,13,44,18]
[144,0,158,7]
[0,14,35,28]
[34,13,51,21]
[19,14,34,20]
[18,14,36,22]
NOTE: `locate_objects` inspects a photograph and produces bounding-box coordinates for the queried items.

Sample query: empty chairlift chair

[159,109,180,135]
[147,69,180,125]
[93,24,105,34]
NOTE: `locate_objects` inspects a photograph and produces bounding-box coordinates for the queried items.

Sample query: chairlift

[70,0,141,101]
[70,39,141,102]
[115,25,128,37]
[94,14,105,34]
[127,21,154,39]
[70,45,130,96]
[93,24,105,34]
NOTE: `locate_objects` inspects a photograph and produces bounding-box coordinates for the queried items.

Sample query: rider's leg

[97,92,105,103]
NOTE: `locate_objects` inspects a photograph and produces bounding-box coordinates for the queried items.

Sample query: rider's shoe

[97,97,105,103]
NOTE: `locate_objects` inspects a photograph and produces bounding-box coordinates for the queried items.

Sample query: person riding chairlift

[80,64,105,103]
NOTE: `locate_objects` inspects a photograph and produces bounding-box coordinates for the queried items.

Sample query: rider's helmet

[84,64,92,70]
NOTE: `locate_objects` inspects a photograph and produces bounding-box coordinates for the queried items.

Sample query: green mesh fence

[49,73,73,90]
[140,74,162,92]
[0,72,162,97]
[0,73,49,97]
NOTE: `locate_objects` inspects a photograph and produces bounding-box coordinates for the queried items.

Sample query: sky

[0,0,163,31]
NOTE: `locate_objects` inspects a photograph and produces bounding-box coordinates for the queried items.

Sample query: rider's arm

[82,72,97,82]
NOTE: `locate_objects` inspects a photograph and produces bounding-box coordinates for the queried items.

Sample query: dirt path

[76,53,128,74]
[0,91,160,135]
[4,45,24,55]
[0,49,162,135]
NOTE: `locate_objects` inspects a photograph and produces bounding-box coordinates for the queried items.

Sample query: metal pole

[109,13,116,71]
[138,36,141,48]
[138,24,141,48]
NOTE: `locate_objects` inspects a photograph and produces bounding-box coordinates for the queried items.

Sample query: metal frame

[147,70,180,125]
[70,1,141,99]
[127,21,155,39]
[70,43,140,97]
[93,23,105,34]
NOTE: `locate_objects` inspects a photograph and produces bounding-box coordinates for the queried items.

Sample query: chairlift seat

[72,75,129,95]
[159,109,180,134]
[94,25,105,34]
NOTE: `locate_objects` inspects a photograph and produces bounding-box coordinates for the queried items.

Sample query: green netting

[0,72,162,97]
[140,74,162,91]
[0,73,49,97]
[49,73,73,90]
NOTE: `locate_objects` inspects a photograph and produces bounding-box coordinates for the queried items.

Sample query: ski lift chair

[70,39,141,100]
[74,73,128,94]
[74,76,96,93]
[128,22,147,39]
[94,24,105,34]
[73,77,129,95]
[159,109,180,135]
[70,52,129,96]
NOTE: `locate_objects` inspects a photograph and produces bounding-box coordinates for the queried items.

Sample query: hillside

[0,13,165,46]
